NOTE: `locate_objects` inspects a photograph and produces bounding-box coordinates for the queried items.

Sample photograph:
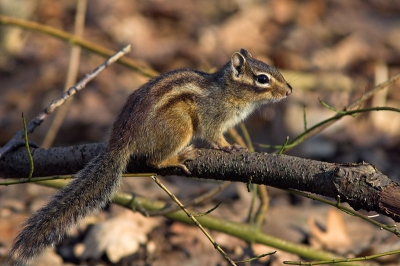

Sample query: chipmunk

[5,48,292,265]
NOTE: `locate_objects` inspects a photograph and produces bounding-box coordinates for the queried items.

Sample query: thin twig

[0,175,74,186]
[42,0,87,148]
[282,188,400,236]
[319,99,359,117]
[259,73,400,151]
[151,175,237,266]
[284,249,400,265]
[0,44,131,159]
[193,202,221,217]
[0,15,157,77]
[239,122,254,151]
[261,106,400,151]
[303,105,307,131]
[278,136,290,155]
[289,73,400,147]
[246,183,258,224]
[255,185,269,230]
[0,173,154,186]
[22,113,34,180]
[318,98,347,114]
[227,128,247,147]
[147,181,232,216]
[288,106,400,149]
[236,251,276,263]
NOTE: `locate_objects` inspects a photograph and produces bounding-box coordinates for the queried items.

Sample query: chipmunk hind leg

[150,145,196,174]
[146,110,197,174]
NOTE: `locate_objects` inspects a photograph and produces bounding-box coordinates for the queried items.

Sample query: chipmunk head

[230,48,292,103]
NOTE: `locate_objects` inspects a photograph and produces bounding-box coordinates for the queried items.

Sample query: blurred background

[1,0,400,265]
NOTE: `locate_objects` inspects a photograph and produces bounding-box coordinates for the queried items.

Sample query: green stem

[0,15,157,78]
[36,179,363,265]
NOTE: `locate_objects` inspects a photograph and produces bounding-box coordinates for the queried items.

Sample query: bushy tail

[5,149,129,265]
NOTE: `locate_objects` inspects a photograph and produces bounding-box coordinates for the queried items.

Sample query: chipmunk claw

[212,143,248,153]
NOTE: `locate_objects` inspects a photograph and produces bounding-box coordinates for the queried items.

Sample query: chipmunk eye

[257,74,270,84]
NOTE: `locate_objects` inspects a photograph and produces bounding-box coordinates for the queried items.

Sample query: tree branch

[0,44,131,159]
[0,15,157,77]
[1,143,399,223]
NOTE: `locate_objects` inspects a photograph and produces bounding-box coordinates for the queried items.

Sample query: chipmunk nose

[286,83,292,96]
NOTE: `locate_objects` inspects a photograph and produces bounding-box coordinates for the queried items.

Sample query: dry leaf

[0,214,25,246]
[30,248,63,266]
[78,211,160,263]
[308,209,352,254]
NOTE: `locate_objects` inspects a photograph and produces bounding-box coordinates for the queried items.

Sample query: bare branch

[1,144,399,223]
[0,44,131,159]
[0,15,157,77]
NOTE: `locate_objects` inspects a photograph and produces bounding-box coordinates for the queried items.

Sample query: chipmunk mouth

[286,83,293,96]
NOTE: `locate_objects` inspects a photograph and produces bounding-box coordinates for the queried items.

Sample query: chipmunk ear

[231,51,246,78]
[239,48,252,58]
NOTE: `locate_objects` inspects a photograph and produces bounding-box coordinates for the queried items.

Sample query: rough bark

[1,143,399,222]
